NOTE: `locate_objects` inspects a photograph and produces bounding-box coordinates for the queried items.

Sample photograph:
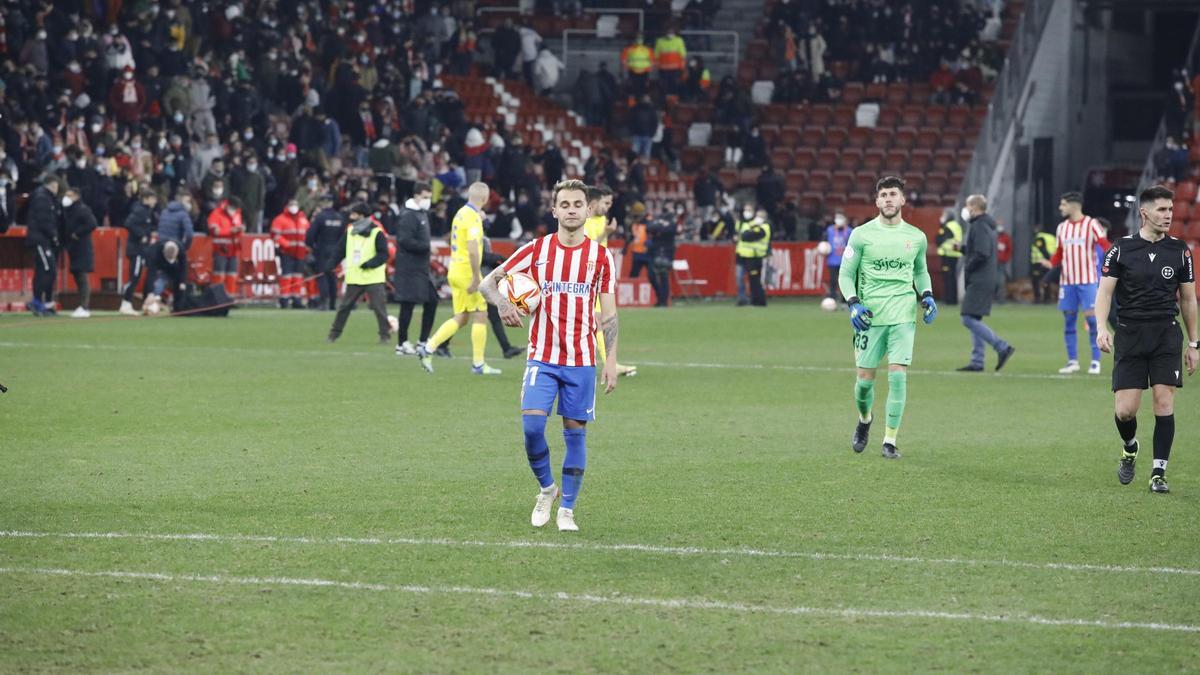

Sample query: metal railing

[561,29,739,83]
[956,0,1057,207]
[476,6,645,32]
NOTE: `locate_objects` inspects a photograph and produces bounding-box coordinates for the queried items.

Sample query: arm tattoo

[601,313,618,358]
[480,270,504,306]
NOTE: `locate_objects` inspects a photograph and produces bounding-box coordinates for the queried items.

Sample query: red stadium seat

[1174,201,1192,222]
[908,149,933,173]
[825,127,849,148]
[910,82,932,103]
[815,148,841,171]
[932,149,958,173]
[831,171,856,195]
[876,107,900,128]
[779,126,803,147]
[940,129,964,150]
[759,124,781,145]
[800,192,824,213]
[1191,144,1200,163]
[893,127,917,149]
[886,83,909,106]
[847,127,873,149]
[786,171,808,195]
[901,105,925,128]
[808,170,832,192]
[861,149,886,172]
[916,127,940,150]
[947,105,971,128]
[762,104,791,125]
[885,149,910,172]
[865,82,888,101]
[792,148,817,171]
[770,149,794,171]
[840,147,865,171]
[925,172,949,196]
[842,83,866,105]
[855,171,880,194]
[1177,181,1198,203]
[801,126,825,147]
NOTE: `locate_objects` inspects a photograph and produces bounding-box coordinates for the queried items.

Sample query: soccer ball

[820,297,838,312]
[143,295,163,315]
[816,241,832,256]
[500,272,541,316]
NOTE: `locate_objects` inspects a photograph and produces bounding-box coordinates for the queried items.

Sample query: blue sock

[1085,315,1100,361]
[561,428,587,509]
[1063,312,1079,362]
[522,415,554,489]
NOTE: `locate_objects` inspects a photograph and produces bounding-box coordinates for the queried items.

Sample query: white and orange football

[500,272,541,316]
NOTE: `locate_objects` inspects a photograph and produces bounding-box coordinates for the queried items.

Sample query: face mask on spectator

[91,123,102,133]
[124,71,133,80]
[359,55,369,65]
[62,196,74,207]
[96,145,106,156]
[287,204,299,214]
[75,119,85,128]
[37,31,47,40]
[213,187,224,197]
[75,158,87,168]
[307,179,318,190]
[166,9,175,18]
[247,162,258,171]
[68,62,81,73]
[960,206,971,222]
[131,141,142,150]
[743,210,753,219]
[356,34,366,43]
[53,145,63,154]
[286,151,296,160]
[174,112,185,123]
[418,197,431,210]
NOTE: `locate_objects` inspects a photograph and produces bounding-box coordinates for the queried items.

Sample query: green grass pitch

[2,300,1198,673]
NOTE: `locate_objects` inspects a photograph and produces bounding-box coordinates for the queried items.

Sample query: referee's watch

[1189,340,1200,349]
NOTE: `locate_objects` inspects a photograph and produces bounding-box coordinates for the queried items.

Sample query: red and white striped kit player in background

[498,229,616,366]
[480,178,620,533]
[1042,191,1112,375]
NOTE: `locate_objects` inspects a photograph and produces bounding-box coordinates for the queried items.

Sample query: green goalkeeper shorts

[852,322,916,369]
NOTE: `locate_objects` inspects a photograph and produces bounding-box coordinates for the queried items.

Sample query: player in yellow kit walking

[585,186,636,377]
[417,182,501,375]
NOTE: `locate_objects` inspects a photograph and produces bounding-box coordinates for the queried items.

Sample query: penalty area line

[0,565,1196,634]
[2,530,1198,578]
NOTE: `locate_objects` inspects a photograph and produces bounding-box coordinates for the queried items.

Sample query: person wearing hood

[326,202,392,344]
[24,176,62,316]
[271,199,311,309]
[157,193,195,252]
[62,187,99,318]
[393,182,439,355]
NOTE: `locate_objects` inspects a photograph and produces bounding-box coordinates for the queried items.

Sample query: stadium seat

[792,148,817,171]
[864,82,888,101]
[885,149,910,172]
[846,127,873,149]
[758,124,781,145]
[916,128,940,150]
[809,104,835,127]
[779,126,803,147]
[801,126,825,147]
[786,171,808,195]
[808,170,832,192]
[762,104,791,125]
[1177,181,1198,203]
[940,129,964,150]
[840,148,865,171]
[1191,144,1200,163]
[800,192,824,213]
[932,149,958,173]
[770,149,794,171]
[1174,200,1192,222]
[842,83,866,105]
[911,82,932,103]
[815,148,841,171]
[855,171,880,193]
[747,40,768,61]
[901,105,925,128]
[861,149,886,172]
[825,127,849,148]
[892,127,917,150]
[925,173,949,196]
[831,171,855,195]
[908,149,933,172]
[921,104,947,127]
[886,83,909,106]
[876,107,900,128]
[948,105,971,128]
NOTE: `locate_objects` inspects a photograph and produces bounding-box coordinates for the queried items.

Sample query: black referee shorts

[1112,320,1184,391]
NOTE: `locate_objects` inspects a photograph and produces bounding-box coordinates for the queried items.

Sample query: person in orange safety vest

[270,198,311,309]
[207,196,244,297]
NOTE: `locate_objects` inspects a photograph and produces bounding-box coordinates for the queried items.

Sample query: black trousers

[328,283,390,340]
[122,254,148,302]
[488,303,515,350]
[827,264,840,298]
[940,259,959,305]
[32,244,56,303]
[629,253,663,305]
[72,271,91,309]
[398,300,437,344]
[739,256,766,306]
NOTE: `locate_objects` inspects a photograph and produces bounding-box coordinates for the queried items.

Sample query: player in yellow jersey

[417,182,501,374]
[586,186,637,377]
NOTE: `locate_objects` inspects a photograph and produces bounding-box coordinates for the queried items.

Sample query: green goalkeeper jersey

[837,217,933,326]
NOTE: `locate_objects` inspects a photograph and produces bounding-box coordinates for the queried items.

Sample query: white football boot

[1058,361,1080,374]
[531,485,558,527]
[556,507,579,532]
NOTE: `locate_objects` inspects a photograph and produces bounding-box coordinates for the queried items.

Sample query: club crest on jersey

[905,241,914,251]
[587,260,595,272]
[1162,267,1174,279]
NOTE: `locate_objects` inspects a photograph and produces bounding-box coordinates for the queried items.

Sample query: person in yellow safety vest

[654,28,687,96]
[621,34,653,97]
[936,207,964,305]
[326,202,393,344]
[1030,226,1059,304]
[734,206,771,307]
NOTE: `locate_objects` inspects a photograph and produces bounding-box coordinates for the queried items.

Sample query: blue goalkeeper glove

[920,293,938,324]
[848,298,873,332]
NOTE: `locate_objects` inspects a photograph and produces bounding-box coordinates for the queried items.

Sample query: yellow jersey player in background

[417,182,501,375]
[586,185,637,377]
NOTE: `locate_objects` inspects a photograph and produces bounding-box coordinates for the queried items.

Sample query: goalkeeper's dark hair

[553,178,589,203]
[875,175,904,195]
[1138,184,1173,205]
[586,185,613,202]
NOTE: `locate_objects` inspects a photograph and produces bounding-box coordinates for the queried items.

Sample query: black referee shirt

[1101,234,1195,322]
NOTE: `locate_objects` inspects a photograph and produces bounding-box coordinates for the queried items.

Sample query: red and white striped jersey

[1051,216,1110,286]
[500,234,617,367]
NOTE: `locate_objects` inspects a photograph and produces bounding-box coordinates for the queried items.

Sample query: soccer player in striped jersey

[1041,192,1111,375]
[480,179,620,532]
[585,185,636,377]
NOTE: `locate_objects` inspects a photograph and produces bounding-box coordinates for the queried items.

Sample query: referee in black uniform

[1095,185,1198,493]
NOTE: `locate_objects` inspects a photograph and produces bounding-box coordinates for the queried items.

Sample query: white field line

[1,565,1196,633]
[0,340,1074,381]
[3,530,1198,577]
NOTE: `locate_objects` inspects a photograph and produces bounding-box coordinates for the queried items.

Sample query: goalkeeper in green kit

[838,176,937,459]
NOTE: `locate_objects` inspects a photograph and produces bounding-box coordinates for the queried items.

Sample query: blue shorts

[1058,283,1098,312]
[520,360,596,421]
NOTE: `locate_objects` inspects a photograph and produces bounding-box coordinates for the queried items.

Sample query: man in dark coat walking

[957,194,1016,372]
[120,189,158,315]
[24,175,62,315]
[306,193,346,310]
[62,187,98,318]
[393,183,439,354]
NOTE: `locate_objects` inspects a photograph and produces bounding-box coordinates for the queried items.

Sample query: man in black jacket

[956,194,1016,372]
[24,176,62,316]
[393,183,438,354]
[120,188,158,315]
[62,187,99,318]
[326,203,392,344]
[305,193,344,310]
[649,215,679,307]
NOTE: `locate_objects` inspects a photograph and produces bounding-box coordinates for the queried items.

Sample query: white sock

[859,412,873,424]
[1153,459,1168,472]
